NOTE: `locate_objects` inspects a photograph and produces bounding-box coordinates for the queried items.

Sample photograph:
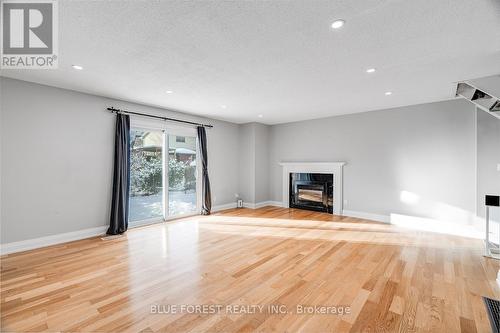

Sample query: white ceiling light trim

[330,19,345,29]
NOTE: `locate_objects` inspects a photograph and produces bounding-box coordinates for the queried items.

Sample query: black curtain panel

[197,126,212,215]
[107,114,131,235]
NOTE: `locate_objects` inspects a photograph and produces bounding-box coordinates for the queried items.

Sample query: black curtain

[197,126,212,215]
[107,114,131,235]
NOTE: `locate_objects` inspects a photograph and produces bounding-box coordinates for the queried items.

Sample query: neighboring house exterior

[133,132,196,161]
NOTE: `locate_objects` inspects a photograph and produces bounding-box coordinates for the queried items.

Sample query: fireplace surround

[280,162,345,215]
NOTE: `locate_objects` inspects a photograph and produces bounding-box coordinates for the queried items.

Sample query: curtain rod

[107,107,214,128]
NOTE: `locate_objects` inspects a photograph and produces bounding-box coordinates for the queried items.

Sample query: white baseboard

[243,201,283,209]
[0,204,237,255]
[0,202,262,255]
[2,204,483,255]
[0,226,108,255]
[212,202,237,212]
[129,217,164,228]
[242,202,256,209]
[262,201,284,208]
[343,210,390,223]
[242,202,390,224]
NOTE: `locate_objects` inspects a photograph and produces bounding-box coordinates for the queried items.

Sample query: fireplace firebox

[289,173,333,213]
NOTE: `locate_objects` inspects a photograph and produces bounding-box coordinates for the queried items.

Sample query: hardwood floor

[1,206,499,332]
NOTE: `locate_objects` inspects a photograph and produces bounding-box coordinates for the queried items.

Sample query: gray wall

[0,79,3,237]
[0,77,484,244]
[237,123,255,203]
[237,122,270,204]
[0,78,240,243]
[476,109,500,223]
[269,99,477,223]
[254,123,270,203]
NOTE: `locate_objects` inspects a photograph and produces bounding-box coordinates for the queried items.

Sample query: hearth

[289,173,333,213]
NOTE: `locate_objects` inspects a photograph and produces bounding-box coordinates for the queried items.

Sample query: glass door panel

[129,129,164,221]
[168,134,197,216]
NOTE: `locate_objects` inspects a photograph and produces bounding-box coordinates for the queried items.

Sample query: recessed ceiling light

[258,114,263,118]
[366,68,376,73]
[72,65,83,70]
[166,90,173,94]
[331,19,345,29]
[385,91,392,96]
[220,105,227,109]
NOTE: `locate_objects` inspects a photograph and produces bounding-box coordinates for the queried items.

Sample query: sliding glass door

[167,134,198,216]
[129,129,164,222]
[128,126,199,223]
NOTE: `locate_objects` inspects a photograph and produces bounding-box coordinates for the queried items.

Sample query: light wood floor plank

[1,207,499,332]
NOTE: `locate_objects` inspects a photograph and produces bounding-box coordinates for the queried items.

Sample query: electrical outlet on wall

[344,199,348,207]
[497,163,500,172]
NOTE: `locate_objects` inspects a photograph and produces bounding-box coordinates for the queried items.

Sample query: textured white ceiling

[2,0,500,124]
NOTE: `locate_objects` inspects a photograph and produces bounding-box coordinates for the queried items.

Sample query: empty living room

[1,1,500,332]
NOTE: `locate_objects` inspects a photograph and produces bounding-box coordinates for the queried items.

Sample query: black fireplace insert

[289,173,333,213]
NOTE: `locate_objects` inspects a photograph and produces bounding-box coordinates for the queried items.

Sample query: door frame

[164,126,201,220]
[129,116,201,224]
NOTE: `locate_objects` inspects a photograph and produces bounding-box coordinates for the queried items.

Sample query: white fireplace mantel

[280,162,346,215]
